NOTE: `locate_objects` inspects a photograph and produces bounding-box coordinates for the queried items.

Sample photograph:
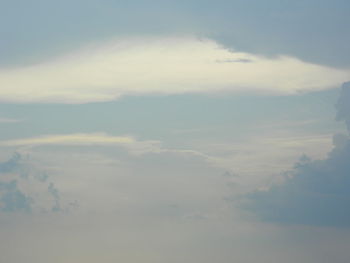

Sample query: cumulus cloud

[0,154,32,212]
[0,180,32,212]
[241,83,350,227]
[0,37,349,103]
[0,152,21,173]
[0,153,71,213]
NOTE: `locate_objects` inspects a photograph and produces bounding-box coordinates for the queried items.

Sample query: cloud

[0,180,32,212]
[0,133,162,155]
[336,82,350,130]
[48,183,61,212]
[0,152,21,173]
[208,1,350,68]
[0,153,32,212]
[0,37,349,104]
[0,153,71,213]
[0,117,21,123]
[241,83,350,227]
[1,0,350,69]
[0,133,136,146]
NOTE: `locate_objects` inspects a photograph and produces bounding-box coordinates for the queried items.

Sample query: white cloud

[0,133,135,146]
[0,130,334,187]
[0,37,349,103]
[0,133,162,155]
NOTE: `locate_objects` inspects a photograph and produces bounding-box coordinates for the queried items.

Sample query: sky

[1,1,350,262]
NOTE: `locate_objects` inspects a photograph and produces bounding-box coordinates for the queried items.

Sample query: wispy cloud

[0,118,21,123]
[0,133,162,155]
[0,133,136,146]
[0,133,221,171]
[0,37,349,104]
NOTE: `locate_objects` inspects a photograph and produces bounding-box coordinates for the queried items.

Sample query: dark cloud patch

[1,0,349,68]
[241,83,350,227]
[215,58,253,63]
[336,82,350,130]
[207,0,350,68]
[48,183,61,212]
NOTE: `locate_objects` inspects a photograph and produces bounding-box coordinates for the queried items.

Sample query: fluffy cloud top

[0,37,349,104]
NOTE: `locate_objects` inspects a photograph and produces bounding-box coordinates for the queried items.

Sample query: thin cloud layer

[0,134,136,146]
[0,117,21,123]
[0,37,349,104]
[0,133,163,155]
[241,83,350,227]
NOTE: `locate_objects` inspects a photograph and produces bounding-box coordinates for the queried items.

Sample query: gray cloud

[0,153,68,213]
[48,183,61,212]
[336,82,350,130]
[1,0,349,68]
[215,58,253,63]
[241,83,350,227]
[210,0,350,68]
[0,180,32,212]
[0,152,21,173]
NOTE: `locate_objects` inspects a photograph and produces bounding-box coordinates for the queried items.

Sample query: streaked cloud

[0,37,349,104]
[2,130,329,180]
[0,133,162,155]
[0,133,136,146]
